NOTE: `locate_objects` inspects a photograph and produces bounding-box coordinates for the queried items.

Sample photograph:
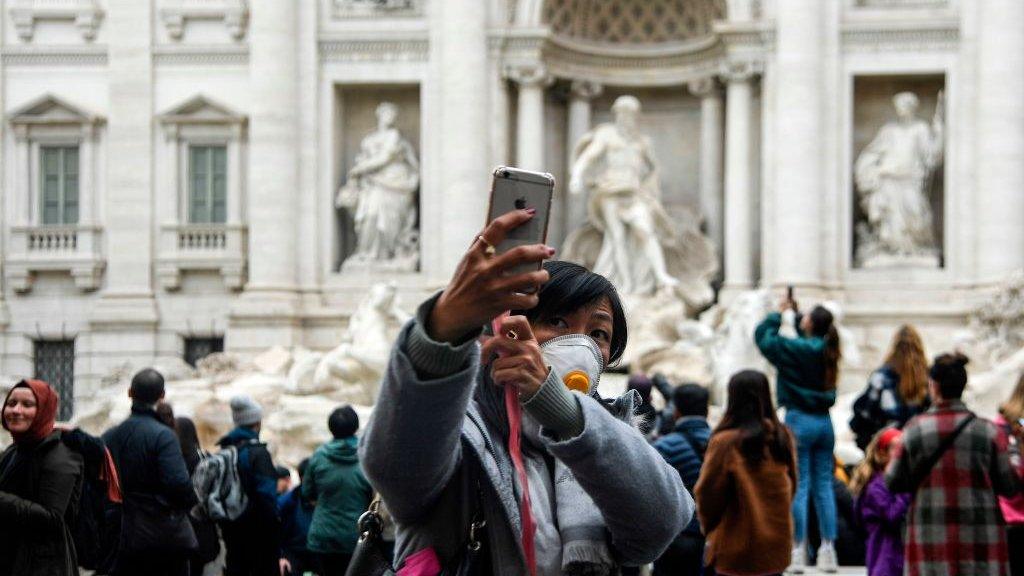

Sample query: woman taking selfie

[755,300,842,573]
[360,209,691,575]
[695,370,797,576]
[0,379,84,576]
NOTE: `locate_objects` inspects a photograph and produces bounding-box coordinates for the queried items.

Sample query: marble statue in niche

[564,95,716,309]
[337,102,420,272]
[854,91,944,268]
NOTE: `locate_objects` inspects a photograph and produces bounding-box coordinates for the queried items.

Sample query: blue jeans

[785,407,837,543]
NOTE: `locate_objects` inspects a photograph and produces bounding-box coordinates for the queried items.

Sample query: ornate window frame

[5,94,105,293]
[9,0,103,42]
[158,0,249,41]
[156,95,248,291]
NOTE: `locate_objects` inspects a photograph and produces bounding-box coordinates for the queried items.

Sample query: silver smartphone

[486,166,555,277]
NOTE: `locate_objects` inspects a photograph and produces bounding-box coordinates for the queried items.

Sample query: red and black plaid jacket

[885,400,1022,576]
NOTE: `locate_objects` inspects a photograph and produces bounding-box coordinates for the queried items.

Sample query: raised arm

[360,209,553,523]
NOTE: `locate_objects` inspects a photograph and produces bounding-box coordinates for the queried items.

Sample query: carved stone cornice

[504,62,554,88]
[687,76,721,98]
[841,19,959,52]
[153,45,249,66]
[318,37,429,63]
[1,45,107,66]
[719,60,762,83]
[568,80,603,101]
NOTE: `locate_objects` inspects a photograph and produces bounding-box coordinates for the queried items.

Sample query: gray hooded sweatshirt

[359,296,692,575]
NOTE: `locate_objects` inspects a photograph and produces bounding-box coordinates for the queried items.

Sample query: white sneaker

[787,545,806,574]
[816,542,839,573]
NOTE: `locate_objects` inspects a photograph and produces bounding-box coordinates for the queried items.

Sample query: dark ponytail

[809,306,842,391]
[930,352,969,400]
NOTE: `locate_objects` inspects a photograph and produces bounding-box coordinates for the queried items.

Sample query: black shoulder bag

[346,487,487,576]
[909,413,976,492]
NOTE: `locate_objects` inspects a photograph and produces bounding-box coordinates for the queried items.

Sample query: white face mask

[540,334,605,395]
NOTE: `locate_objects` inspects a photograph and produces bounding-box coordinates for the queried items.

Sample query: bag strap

[911,413,976,492]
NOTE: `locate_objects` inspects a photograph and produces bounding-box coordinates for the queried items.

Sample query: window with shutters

[188,145,228,224]
[34,340,75,421]
[40,146,80,225]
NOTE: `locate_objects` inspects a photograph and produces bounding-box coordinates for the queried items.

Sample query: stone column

[88,0,158,393]
[772,0,824,287]
[722,63,757,290]
[688,76,725,263]
[228,0,300,350]
[976,0,1024,280]
[429,0,489,275]
[507,63,554,172]
[92,0,156,314]
[566,80,602,233]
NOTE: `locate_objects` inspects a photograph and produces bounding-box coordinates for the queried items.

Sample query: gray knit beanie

[230,394,263,427]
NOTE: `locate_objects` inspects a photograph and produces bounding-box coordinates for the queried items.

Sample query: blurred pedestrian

[886,353,1021,576]
[850,325,930,450]
[995,372,1024,574]
[0,379,84,576]
[103,369,197,576]
[755,298,842,573]
[304,405,372,575]
[279,458,314,576]
[156,400,176,429]
[695,370,797,576]
[852,428,909,576]
[652,383,712,576]
[217,395,280,576]
[276,465,292,496]
[176,416,221,576]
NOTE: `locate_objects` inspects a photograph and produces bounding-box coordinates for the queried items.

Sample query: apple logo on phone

[514,197,528,210]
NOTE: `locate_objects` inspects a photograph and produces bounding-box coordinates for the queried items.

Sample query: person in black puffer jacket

[0,379,84,576]
[103,369,198,576]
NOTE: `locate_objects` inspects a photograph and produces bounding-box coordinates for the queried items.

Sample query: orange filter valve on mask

[562,370,591,393]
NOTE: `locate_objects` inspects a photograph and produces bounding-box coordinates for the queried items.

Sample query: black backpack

[61,428,120,572]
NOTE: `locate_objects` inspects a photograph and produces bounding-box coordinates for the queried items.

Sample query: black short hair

[297,458,310,481]
[518,261,628,365]
[673,383,710,418]
[275,465,291,480]
[930,352,969,400]
[328,405,359,439]
[130,368,165,405]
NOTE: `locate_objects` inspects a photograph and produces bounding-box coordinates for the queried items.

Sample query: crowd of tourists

[2,206,1024,576]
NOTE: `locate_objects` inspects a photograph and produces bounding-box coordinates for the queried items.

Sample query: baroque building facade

[0,0,1021,416]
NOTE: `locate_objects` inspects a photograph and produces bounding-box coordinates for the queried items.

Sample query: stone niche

[332,84,421,272]
[851,74,946,269]
[589,86,703,226]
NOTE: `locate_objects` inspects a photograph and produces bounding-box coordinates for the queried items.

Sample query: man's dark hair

[328,405,359,439]
[517,261,628,365]
[673,383,709,418]
[130,368,165,405]
[930,352,969,400]
[275,465,291,480]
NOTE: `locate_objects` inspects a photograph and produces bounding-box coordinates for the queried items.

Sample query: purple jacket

[856,473,910,576]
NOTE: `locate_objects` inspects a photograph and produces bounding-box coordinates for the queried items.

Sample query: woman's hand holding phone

[428,208,554,345]
[480,315,548,399]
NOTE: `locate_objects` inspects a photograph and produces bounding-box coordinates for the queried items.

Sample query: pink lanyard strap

[491,313,537,576]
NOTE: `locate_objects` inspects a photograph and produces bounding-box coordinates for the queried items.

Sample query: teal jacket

[754,312,837,414]
[302,436,373,554]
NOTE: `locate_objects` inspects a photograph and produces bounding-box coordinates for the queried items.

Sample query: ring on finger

[477,235,497,257]
[506,329,519,340]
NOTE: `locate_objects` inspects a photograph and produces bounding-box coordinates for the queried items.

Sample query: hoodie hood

[320,436,359,464]
[218,425,260,447]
